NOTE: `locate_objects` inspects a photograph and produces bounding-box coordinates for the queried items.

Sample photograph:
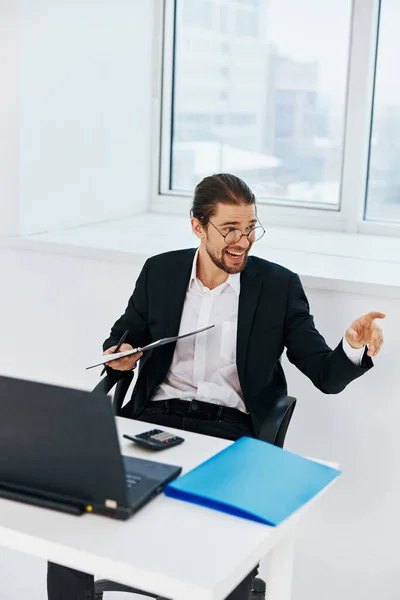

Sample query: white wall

[1,0,156,236]
[282,290,400,599]
[0,244,398,600]
[0,0,19,236]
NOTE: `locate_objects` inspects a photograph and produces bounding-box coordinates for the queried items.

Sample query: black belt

[151,398,251,427]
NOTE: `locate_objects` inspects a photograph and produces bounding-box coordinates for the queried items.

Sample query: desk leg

[259,531,296,600]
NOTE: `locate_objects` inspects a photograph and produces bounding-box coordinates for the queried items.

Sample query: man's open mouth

[225,250,245,259]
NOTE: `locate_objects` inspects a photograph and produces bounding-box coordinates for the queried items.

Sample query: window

[235,9,258,37]
[168,0,352,208]
[365,0,400,224]
[219,5,229,33]
[182,0,214,29]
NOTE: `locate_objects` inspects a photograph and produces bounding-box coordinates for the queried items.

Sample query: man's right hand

[103,344,143,371]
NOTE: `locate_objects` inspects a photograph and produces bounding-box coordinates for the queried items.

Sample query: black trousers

[47,399,258,600]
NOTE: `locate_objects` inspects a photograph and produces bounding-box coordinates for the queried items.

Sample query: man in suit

[48,173,384,600]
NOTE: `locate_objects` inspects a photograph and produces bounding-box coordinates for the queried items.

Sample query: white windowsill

[1,213,400,299]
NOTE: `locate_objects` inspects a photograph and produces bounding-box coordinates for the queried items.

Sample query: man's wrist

[344,332,364,350]
[342,337,366,366]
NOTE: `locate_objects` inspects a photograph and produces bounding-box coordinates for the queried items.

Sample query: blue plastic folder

[164,437,341,526]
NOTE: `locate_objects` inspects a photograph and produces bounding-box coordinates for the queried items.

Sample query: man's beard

[206,243,251,275]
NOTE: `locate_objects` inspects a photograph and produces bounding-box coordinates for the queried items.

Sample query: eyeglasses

[208,220,265,245]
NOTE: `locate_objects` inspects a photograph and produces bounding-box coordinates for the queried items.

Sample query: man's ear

[191,217,205,240]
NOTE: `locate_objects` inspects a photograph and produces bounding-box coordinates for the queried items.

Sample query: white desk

[0,417,337,600]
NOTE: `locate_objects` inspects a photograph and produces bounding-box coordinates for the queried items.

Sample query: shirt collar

[189,248,241,296]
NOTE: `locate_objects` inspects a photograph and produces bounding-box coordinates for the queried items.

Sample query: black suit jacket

[103,248,373,436]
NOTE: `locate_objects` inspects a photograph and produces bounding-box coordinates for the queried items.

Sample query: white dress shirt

[152,250,365,413]
[152,250,245,411]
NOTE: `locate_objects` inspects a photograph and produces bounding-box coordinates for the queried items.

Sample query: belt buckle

[191,399,219,421]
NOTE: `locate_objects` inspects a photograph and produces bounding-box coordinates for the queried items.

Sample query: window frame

[153,0,400,236]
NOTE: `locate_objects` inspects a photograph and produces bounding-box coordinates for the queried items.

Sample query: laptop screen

[0,375,128,508]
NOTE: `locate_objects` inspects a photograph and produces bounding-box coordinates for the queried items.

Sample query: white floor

[1,547,45,600]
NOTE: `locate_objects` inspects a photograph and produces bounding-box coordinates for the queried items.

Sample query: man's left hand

[345,311,385,357]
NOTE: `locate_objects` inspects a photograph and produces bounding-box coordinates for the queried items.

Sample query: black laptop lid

[0,375,128,508]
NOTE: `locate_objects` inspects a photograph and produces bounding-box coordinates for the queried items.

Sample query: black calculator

[123,429,185,451]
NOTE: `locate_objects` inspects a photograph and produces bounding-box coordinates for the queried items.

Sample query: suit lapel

[237,257,263,389]
[163,248,197,338]
[161,250,263,392]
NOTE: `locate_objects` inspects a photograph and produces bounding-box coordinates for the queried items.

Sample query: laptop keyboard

[125,474,143,489]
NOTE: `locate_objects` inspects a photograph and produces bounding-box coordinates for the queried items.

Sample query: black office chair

[92,372,296,600]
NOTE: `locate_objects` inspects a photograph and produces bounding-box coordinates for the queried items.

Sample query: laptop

[0,375,181,520]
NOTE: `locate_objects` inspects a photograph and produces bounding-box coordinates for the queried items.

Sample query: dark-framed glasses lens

[225,230,242,245]
[248,227,265,242]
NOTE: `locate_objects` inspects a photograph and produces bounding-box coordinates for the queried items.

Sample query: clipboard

[86,324,215,370]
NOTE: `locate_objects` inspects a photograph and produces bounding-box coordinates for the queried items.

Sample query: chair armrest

[92,376,119,396]
[95,579,157,598]
[258,395,296,448]
[91,372,134,416]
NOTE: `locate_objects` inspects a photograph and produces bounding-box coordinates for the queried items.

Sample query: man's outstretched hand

[345,311,385,357]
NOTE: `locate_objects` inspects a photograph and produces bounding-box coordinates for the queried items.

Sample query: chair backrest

[258,395,297,448]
